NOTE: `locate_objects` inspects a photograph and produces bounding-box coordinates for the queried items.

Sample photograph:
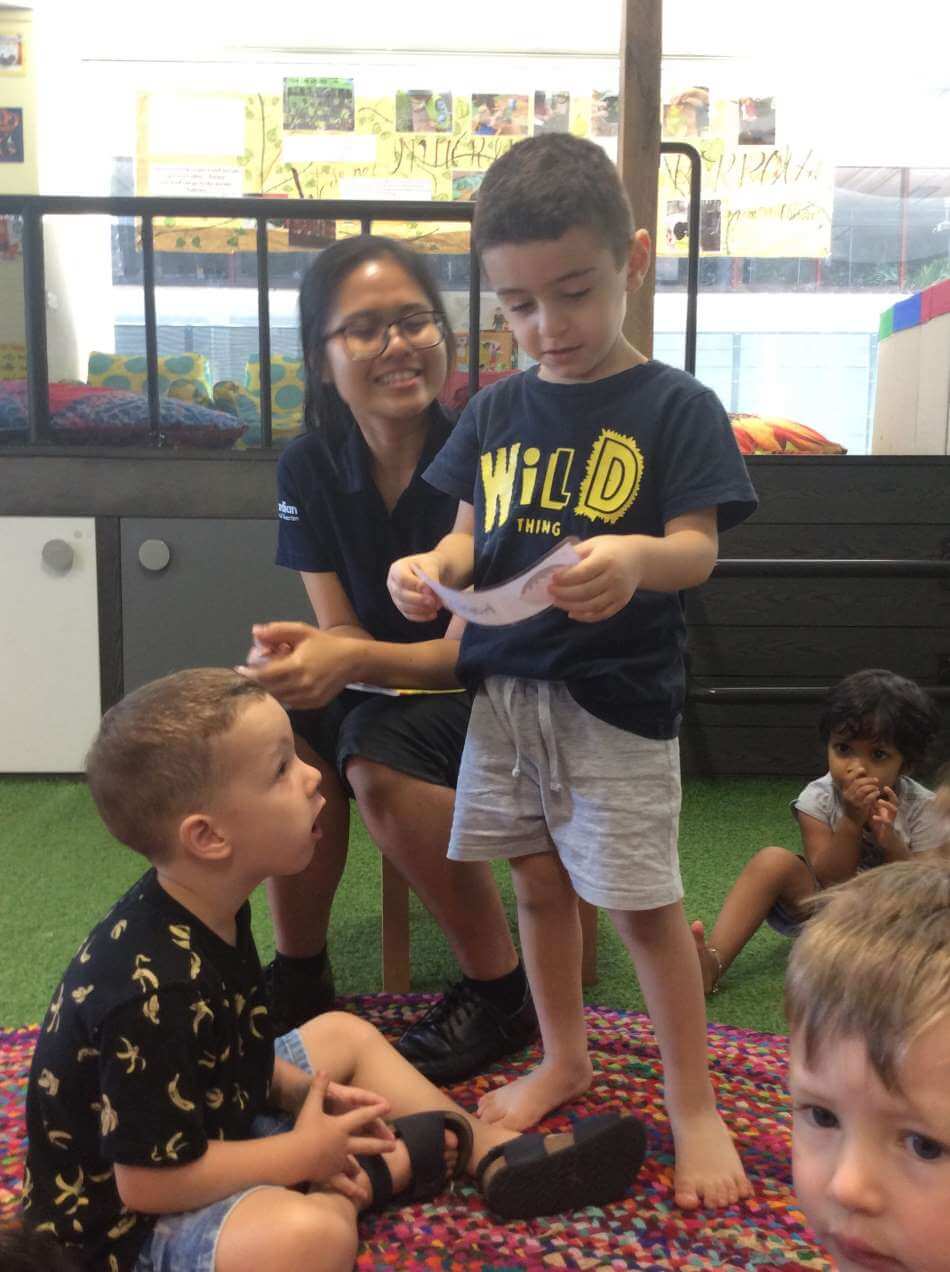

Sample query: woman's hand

[235,621,360,709]
[387,553,443,623]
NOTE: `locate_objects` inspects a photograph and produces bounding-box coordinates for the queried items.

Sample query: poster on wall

[395,90,452,133]
[0,33,24,75]
[0,106,23,162]
[283,78,355,133]
[659,84,832,257]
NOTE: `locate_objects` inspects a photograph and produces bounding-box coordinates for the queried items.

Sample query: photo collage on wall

[134,69,832,265]
[659,85,830,257]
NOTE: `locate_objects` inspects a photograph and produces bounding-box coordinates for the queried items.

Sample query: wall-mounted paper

[150,164,244,198]
[338,176,432,201]
[282,132,378,164]
[148,95,245,156]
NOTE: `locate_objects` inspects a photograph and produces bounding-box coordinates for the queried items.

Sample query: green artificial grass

[0,775,803,1034]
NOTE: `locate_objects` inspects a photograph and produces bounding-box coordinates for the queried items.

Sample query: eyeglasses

[325,311,448,362]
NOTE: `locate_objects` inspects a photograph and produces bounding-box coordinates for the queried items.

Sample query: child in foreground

[693,668,944,994]
[786,856,950,1272]
[21,669,646,1272]
[388,132,757,1209]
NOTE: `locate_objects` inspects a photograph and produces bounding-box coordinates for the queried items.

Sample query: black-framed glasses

[325,310,448,362]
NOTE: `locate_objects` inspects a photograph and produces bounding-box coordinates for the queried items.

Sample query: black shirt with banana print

[23,871,273,1270]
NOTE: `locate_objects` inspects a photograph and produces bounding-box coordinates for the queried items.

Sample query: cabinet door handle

[42,539,74,573]
[138,539,172,572]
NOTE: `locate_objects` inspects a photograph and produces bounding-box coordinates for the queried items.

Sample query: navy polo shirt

[276,405,458,643]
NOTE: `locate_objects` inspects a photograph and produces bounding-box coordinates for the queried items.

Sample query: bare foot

[670,1106,752,1209]
[690,920,723,996]
[477,1057,593,1131]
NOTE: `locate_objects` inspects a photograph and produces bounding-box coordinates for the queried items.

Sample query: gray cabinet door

[121,519,311,692]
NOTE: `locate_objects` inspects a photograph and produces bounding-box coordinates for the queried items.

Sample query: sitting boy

[785,855,950,1272]
[22,668,646,1272]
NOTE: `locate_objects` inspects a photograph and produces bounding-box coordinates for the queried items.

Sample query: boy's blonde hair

[85,668,268,862]
[785,858,950,1090]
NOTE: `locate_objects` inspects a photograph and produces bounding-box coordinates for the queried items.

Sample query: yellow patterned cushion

[87,352,212,399]
[0,343,27,380]
[244,355,306,440]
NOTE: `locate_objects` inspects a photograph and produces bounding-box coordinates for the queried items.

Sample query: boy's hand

[839,768,882,824]
[291,1072,394,1191]
[547,536,643,622]
[387,553,443,623]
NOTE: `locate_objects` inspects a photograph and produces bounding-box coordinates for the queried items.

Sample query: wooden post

[618,0,662,357]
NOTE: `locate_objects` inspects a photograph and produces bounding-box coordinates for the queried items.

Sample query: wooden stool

[381,856,599,993]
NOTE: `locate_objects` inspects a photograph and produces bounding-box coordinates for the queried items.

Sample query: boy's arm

[548,509,718,623]
[115,1072,393,1213]
[388,502,476,623]
[798,812,863,885]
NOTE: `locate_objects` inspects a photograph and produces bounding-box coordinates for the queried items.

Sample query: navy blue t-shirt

[423,361,757,738]
[276,405,459,644]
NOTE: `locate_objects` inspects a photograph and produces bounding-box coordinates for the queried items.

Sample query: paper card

[149,95,246,156]
[415,537,581,627]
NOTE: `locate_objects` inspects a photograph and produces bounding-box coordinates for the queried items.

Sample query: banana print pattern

[24,870,274,1269]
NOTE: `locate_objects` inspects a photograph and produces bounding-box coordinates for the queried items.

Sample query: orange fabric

[729,413,846,456]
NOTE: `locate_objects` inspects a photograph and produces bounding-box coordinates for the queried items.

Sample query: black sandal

[357,1109,475,1211]
[476,1112,647,1220]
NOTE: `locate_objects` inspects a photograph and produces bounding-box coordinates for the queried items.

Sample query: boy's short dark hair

[85,668,268,862]
[817,667,941,771]
[473,133,635,265]
[786,858,950,1091]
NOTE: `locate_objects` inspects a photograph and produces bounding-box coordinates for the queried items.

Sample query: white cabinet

[0,517,101,771]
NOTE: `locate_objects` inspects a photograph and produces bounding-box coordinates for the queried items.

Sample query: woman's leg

[691,846,817,992]
[477,851,593,1130]
[348,758,517,981]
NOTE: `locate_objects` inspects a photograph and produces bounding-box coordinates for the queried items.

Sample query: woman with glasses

[242,235,537,1084]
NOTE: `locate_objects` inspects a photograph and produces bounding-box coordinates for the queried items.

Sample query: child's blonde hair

[85,668,268,861]
[785,858,950,1090]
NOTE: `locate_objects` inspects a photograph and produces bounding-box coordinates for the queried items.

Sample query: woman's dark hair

[818,668,941,770]
[298,235,456,439]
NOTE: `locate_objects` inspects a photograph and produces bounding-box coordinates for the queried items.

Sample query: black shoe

[394,980,539,1084]
[263,952,335,1036]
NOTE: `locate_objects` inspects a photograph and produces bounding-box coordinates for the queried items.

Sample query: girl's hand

[547,536,643,622]
[870,786,907,857]
[839,769,881,823]
[235,622,358,708]
[291,1072,393,1191]
[387,553,443,623]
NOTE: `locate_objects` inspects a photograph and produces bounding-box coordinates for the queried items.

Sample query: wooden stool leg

[381,856,411,993]
[579,898,598,986]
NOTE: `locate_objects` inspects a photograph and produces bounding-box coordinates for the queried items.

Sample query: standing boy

[389,132,757,1208]
[22,668,647,1271]
[786,858,950,1272]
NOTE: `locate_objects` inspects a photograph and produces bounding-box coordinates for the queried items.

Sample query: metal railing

[0,143,702,449]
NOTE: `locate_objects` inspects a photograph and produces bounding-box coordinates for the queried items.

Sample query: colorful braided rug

[0,998,829,1269]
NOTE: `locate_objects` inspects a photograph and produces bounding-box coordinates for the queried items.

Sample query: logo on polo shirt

[277,500,299,521]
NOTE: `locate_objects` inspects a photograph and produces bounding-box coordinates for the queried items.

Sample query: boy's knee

[299,1008,379,1053]
[751,845,799,875]
[270,1199,357,1269]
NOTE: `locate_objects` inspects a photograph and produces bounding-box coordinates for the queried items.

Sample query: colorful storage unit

[872,277,950,454]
